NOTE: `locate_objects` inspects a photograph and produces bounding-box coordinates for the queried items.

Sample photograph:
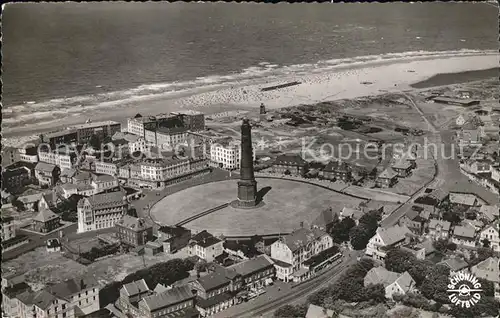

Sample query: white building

[145,127,188,150]
[364,267,417,299]
[47,276,101,315]
[140,158,190,181]
[187,230,224,263]
[271,227,333,282]
[91,174,119,193]
[94,161,118,176]
[210,138,246,170]
[479,221,499,252]
[38,149,76,170]
[77,191,128,233]
[127,115,158,137]
[365,225,412,261]
[428,219,451,240]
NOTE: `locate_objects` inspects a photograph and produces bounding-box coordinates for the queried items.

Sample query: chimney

[80,279,85,290]
[300,221,304,228]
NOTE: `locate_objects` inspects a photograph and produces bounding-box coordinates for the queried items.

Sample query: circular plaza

[150,178,364,236]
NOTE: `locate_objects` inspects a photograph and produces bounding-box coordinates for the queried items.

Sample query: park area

[150,178,364,236]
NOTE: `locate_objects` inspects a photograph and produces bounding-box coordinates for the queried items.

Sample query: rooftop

[121,279,150,297]
[228,255,274,277]
[453,225,476,239]
[196,270,231,292]
[280,227,328,253]
[378,168,398,179]
[428,219,451,231]
[377,225,412,246]
[33,208,59,223]
[116,215,151,232]
[191,230,222,248]
[438,257,469,272]
[449,193,477,206]
[48,276,99,300]
[140,285,193,312]
[35,162,57,173]
[274,154,307,166]
[79,190,127,210]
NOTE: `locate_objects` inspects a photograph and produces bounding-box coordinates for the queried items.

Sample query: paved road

[219,250,363,318]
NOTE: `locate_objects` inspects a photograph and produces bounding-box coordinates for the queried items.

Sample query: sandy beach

[3,52,498,147]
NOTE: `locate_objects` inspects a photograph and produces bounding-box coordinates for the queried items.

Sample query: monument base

[230,199,265,209]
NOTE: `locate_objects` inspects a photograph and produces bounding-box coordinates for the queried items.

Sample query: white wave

[5,48,497,128]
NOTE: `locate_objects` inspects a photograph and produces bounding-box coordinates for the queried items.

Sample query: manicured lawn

[150,178,364,236]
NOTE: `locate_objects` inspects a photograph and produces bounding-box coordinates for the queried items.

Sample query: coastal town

[2,75,499,318]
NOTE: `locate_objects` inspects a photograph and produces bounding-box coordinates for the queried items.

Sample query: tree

[442,210,461,225]
[369,168,378,179]
[433,238,449,253]
[88,134,102,150]
[195,259,208,277]
[273,304,307,318]
[420,264,451,304]
[349,225,371,250]
[407,259,432,286]
[127,208,138,218]
[385,248,416,273]
[364,283,386,303]
[284,169,291,176]
[481,238,491,248]
[469,247,494,266]
[330,217,356,243]
[11,198,25,212]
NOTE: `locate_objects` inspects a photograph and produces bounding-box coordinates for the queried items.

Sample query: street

[217,250,363,318]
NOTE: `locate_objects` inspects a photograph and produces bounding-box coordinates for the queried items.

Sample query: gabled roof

[472,257,500,283]
[153,284,169,294]
[428,219,451,232]
[274,154,307,166]
[453,225,475,239]
[378,168,398,179]
[228,255,274,278]
[394,271,416,293]
[33,208,59,223]
[81,190,126,210]
[306,304,336,318]
[479,205,500,222]
[191,230,221,248]
[139,285,193,312]
[116,215,152,232]
[480,221,499,235]
[35,162,57,173]
[449,193,477,206]
[121,279,149,297]
[280,228,328,253]
[438,257,469,272]
[340,207,364,220]
[364,266,400,287]
[376,225,412,246]
[93,174,116,183]
[392,160,412,170]
[60,168,77,178]
[323,161,351,173]
[196,270,231,292]
[311,207,338,229]
[48,276,99,300]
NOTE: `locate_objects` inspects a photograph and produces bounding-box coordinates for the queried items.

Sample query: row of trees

[99,258,195,307]
[328,208,382,251]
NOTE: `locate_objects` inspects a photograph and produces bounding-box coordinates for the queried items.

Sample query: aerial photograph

[1,2,499,318]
